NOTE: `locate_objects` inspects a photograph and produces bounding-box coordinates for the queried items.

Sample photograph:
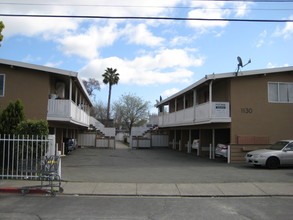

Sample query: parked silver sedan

[215,144,229,158]
[245,140,293,169]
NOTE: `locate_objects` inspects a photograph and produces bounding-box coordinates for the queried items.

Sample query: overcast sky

[1,0,293,113]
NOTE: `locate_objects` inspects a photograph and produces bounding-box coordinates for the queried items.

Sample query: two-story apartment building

[0,59,93,149]
[155,66,293,163]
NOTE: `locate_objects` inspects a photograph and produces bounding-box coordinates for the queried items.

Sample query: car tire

[266,157,280,169]
[253,164,261,168]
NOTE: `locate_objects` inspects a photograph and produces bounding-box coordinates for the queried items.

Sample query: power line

[0,14,292,22]
[191,0,293,2]
[0,2,293,10]
[3,0,293,4]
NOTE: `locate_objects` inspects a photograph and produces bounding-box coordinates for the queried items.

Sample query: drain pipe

[209,80,213,119]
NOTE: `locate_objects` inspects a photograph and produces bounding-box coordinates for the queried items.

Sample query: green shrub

[16,120,49,136]
[0,99,25,134]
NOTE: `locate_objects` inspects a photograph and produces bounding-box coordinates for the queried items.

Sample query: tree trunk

[107,84,112,120]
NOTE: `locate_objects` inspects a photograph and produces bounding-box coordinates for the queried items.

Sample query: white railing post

[56,150,62,179]
[228,145,231,164]
[48,135,56,156]
[173,139,175,150]
[62,142,65,156]
[187,141,191,153]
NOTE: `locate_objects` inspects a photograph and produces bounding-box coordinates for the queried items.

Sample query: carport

[163,125,230,162]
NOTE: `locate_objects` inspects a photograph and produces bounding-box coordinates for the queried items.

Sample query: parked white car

[245,140,293,169]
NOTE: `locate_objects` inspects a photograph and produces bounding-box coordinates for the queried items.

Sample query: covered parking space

[163,124,230,162]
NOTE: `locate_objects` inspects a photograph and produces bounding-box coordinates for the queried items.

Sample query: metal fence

[0,134,55,180]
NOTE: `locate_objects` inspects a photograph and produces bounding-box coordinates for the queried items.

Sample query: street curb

[57,192,293,198]
[0,187,22,194]
[0,187,48,195]
[2,188,293,198]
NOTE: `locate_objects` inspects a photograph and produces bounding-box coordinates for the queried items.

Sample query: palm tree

[102,67,120,120]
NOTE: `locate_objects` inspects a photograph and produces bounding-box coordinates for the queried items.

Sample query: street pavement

[1,195,293,220]
[1,141,293,197]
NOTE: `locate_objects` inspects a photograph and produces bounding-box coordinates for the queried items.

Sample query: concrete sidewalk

[1,180,293,197]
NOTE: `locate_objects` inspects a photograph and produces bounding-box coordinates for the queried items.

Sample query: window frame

[0,74,5,97]
[268,82,293,103]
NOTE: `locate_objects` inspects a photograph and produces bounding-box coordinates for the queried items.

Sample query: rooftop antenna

[235,56,251,76]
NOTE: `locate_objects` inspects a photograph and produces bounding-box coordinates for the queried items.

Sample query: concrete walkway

[1,180,293,197]
[115,141,129,149]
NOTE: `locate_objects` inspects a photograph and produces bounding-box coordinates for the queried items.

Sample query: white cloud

[187,2,230,30]
[256,39,264,48]
[79,48,204,85]
[22,55,42,63]
[233,2,251,17]
[259,30,267,38]
[255,30,267,48]
[58,24,120,59]
[44,61,63,68]
[131,48,204,71]
[267,62,289,68]
[187,1,251,31]
[170,36,193,46]
[274,15,293,39]
[0,2,80,38]
[1,17,79,38]
[0,0,182,39]
[123,23,164,47]
[161,88,180,98]
[267,62,276,68]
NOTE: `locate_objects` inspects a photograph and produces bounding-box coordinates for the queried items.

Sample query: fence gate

[131,137,151,148]
[78,133,116,149]
[0,134,55,180]
[78,133,96,147]
[96,138,115,149]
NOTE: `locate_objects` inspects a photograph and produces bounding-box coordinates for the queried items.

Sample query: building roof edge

[156,66,293,107]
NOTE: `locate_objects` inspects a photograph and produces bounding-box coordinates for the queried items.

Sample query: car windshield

[267,141,289,150]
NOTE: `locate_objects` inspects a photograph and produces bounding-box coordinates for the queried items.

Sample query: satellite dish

[235,56,251,76]
[237,56,243,67]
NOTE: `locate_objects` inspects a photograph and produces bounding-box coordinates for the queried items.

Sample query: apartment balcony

[47,99,90,127]
[158,102,231,127]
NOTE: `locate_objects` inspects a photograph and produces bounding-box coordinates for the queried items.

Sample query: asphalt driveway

[61,142,293,183]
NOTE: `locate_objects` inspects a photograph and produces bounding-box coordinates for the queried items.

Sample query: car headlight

[254,154,266,159]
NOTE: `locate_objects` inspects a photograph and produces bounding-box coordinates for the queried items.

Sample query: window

[268,82,293,103]
[0,74,4,96]
[285,143,293,151]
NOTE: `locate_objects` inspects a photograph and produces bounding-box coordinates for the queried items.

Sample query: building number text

[241,108,253,114]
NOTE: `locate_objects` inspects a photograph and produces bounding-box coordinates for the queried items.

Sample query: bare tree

[112,93,150,134]
[91,100,108,121]
[82,78,100,101]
